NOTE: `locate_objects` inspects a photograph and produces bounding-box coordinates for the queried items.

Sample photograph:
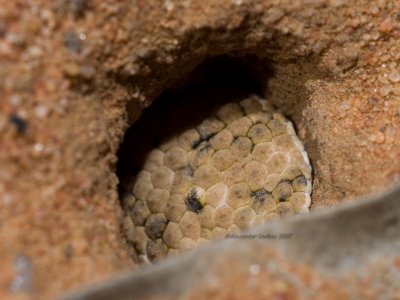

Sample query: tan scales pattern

[122,95,312,262]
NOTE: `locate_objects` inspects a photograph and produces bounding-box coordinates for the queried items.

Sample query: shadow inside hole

[116,55,272,193]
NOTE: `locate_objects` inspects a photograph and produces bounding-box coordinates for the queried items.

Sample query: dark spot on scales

[145,214,168,240]
[186,189,203,213]
[294,175,307,186]
[279,195,289,202]
[251,188,270,202]
[180,165,194,177]
[191,133,216,149]
[274,180,293,202]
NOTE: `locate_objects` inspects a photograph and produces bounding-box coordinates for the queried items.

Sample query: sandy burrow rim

[62,182,400,300]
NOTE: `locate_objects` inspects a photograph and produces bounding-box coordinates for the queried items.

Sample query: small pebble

[9,114,28,134]
[388,69,400,82]
[27,46,43,58]
[164,0,174,12]
[380,85,392,96]
[32,143,44,158]
[63,32,81,53]
[385,126,395,143]
[35,105,49,119]
[369,132,385,144]
[340,101,351,110]
[249,264,261,275]
[379,17,393,33]
[378,73,389,84]
[263,8,284,24]
[9,95,22,106]
[375,132,386,144]
[64,63,81,77]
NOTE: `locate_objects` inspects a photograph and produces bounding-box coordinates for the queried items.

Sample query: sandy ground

[0,0,399,299]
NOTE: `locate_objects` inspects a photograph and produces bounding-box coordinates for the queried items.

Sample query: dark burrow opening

[117,55,271,190]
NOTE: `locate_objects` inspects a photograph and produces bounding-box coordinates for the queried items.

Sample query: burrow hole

[116,55,310,262]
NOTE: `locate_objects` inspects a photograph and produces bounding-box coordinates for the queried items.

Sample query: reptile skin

[121,95,312,263]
